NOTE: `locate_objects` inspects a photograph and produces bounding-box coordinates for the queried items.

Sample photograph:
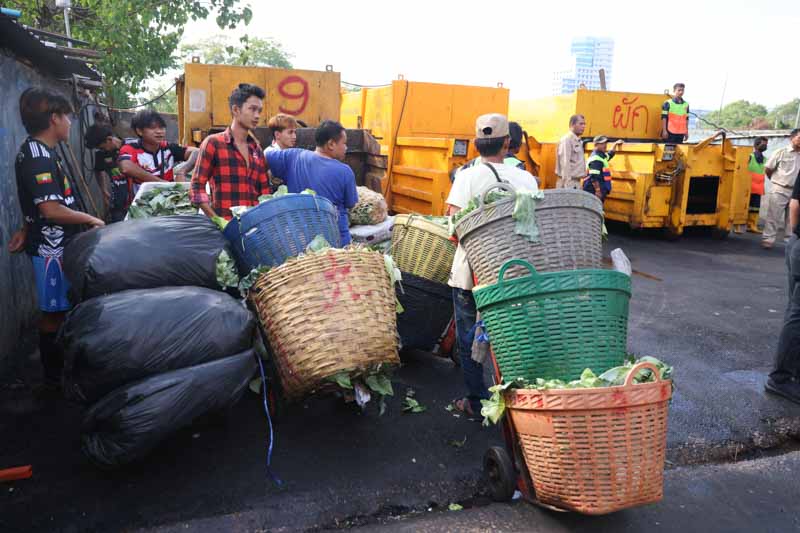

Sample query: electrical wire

[341,81,390,88]
[256,354,283,487]
[689,111,748,137]
[105,80,178,111]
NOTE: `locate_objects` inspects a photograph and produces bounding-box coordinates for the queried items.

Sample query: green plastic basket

[473,259,631,382]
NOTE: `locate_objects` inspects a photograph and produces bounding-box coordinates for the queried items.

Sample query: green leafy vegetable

[402,397,426,413]
[306,235,332,253]
[215,250,239,288]
[383,254,404,313]
[127,183,196,218]
[257,186,314,205]
[249,377,263,394]
[511,190,545,242]
[238,265,271,299]
[365,373,394,397]
[450,190,512,226]
[480,380,520,426]
[327,365,395,414]
[211,216,228,231]
[422,215,450,227]
[327,371,353,390]
[480,357,674,426]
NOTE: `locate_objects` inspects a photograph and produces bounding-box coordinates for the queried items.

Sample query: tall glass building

[553,37,614,94]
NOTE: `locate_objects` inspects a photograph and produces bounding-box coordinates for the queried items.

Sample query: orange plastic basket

[505,361,672,515]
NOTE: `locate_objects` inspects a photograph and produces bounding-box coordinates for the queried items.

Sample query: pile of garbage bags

[62,216,256,468]
[64,215,230,303]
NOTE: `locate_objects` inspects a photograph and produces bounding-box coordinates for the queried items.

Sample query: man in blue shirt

[264,120,358,245]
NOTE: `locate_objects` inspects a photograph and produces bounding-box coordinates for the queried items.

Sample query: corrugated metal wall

[0,54,103,379]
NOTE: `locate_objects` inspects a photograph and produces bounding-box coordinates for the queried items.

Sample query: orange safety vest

[749,152,766,195]
[664,99,689,135]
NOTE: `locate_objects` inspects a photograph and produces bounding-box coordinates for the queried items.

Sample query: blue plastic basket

[235,194,341,270]
[222,217,259,276]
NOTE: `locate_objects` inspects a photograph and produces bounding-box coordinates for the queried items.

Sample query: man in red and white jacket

[118,109,197,206]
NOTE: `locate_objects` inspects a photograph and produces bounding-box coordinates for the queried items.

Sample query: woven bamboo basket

[390,214,455,284]
[250,248,399,399]
[506,362,672,515]
[454,183,603,284]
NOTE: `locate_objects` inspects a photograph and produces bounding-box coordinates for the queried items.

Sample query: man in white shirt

[762,129,800,249]
[446,113,539,417]
[265,114,298,189]
[556,114,587,189]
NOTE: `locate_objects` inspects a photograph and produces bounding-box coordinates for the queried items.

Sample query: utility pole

[55,0,72,47]
[794,100,800,129]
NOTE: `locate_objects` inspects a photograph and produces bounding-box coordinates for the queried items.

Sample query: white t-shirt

[447,161,539,290]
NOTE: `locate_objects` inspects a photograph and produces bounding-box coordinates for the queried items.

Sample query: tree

[767,99,800,129]
[138,83,178,114]
[704,100,768,129]
[7,1,253,105]
[180,34,292,68]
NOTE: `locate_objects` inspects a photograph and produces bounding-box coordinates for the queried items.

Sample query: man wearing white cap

[446,113,539,417]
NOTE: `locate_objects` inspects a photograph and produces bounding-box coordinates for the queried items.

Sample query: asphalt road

[352,451,800,533]
[1,228,799,532]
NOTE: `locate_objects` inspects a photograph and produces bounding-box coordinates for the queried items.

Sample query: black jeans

[771,235,800,384]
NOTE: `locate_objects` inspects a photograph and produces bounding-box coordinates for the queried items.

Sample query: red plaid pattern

[191,129,270,219]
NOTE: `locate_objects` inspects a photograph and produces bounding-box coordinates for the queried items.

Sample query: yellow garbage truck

[511,89,751,238]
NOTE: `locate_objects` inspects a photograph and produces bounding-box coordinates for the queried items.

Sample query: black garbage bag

[61,286,255,403]
[81,349,257,469]
[396,272,453,351]
[64,215,229,303]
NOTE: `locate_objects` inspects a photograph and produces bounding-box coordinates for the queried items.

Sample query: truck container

[342,79,510,215]
[512,89,751,237]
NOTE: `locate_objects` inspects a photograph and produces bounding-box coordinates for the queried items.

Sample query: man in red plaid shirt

[191,83,271,220]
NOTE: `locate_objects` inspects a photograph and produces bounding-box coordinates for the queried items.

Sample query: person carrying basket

[446,113,539,417]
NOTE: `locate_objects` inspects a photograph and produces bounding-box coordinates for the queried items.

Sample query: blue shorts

[31,255,72,313]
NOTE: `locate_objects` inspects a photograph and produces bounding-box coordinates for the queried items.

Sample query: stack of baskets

[220,192,399,403]
[391,214,456,352]
[456,182,671,514]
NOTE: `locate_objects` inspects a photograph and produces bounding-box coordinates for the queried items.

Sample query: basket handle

[497,259,537,283]
[477,181,517,209]
[623,361,663,387]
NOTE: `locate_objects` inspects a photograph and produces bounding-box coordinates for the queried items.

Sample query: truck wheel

[484,446,516,502]
[662,228,681,241]
[711,228,730,240]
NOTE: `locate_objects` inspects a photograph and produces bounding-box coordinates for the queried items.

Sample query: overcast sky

[182,0,798,110]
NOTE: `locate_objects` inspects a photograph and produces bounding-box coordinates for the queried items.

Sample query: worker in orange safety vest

[661,83,689,144]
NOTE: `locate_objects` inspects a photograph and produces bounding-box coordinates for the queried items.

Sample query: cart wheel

[484,446,516,502]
